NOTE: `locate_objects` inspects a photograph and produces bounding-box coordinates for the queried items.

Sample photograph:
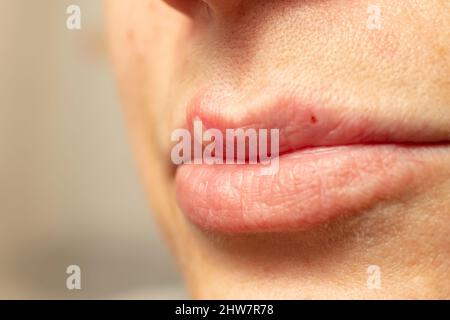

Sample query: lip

[174,93,450,233]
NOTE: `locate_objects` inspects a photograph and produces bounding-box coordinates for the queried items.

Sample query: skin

[105,0,450,299]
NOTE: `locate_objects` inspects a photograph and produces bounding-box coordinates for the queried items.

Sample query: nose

[163,0,241,17]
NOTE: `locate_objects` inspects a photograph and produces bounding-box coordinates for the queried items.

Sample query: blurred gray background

[0,0,185,299]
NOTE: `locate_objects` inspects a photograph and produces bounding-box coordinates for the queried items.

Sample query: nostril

[164,0,241,17]
[162,0,200,16]
[163,0,197,15]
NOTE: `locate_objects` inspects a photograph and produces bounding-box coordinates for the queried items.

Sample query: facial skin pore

[105,0,450,299]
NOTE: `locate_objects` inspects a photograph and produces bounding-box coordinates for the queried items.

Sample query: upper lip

[180,92,450,158]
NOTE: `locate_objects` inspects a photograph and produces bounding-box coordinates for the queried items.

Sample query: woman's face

[105,0,450,298]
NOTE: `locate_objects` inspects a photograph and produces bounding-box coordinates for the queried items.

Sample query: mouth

[173,92,450,233]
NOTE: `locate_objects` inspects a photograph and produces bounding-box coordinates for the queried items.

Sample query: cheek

[366,30,402,61]
[107,0,190,101]
[107,1,182,67]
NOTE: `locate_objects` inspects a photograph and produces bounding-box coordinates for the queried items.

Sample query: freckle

[126,29,135,43]
[310,115,317,124]
[436,46,449,60]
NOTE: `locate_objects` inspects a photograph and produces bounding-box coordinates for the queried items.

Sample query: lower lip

[175,144,440,233]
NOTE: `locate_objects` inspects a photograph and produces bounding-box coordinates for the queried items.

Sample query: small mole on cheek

[310,115,317,124]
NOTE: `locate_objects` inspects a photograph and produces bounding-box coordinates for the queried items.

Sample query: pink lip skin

[174,94,449,233]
